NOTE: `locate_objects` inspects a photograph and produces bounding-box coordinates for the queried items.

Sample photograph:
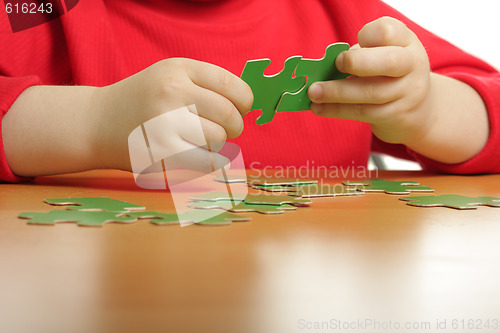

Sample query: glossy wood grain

[1,170,500,333]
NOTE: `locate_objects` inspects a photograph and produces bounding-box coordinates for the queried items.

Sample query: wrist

[404,73,489,164]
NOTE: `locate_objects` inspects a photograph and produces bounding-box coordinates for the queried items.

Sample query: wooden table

[1,170,500,333]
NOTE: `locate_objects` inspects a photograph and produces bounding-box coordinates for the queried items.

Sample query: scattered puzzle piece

[241,56,306,124]
[44,196,145,213]
[127,210,251,225]
[241,43,350,124]
[252,184,363,198]
[290,184,364,198]
[189,200,297,214]
[18,210,136,227]
[400,195,500,210]
[236,194,313,207]
[189,211,251,226]
[251,184,299,192]
[248,178,317,186]
[189,191,312,206]
[214,174,317,186]
[213,174,248,183]
[344,179,434,195]
[126,211,180,225]
[276,43,350,112]
[190,191,247,202]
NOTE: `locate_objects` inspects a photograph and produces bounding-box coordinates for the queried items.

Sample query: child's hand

[308,17,433,146]
[95,58,253,171]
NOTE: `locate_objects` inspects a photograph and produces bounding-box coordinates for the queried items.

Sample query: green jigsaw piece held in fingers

[241,56,306,124]
[241,43,350,124]
[276,43,350,112]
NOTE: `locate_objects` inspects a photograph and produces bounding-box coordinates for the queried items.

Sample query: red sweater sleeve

[409,70,500,174]
[0,75,41,183]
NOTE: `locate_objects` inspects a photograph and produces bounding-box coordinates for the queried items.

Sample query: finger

[309,76,403,105]
[186,59,254,116]
[310,102,394,125]
[138,110,231,173]
[163,106,226,152]
[358,16,417,48]
[189,85,244,139]
[164,138,231,173]
[197,117,227,152]
[335,46,413,77]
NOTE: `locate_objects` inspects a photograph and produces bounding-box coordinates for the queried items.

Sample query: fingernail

[336,52,345,72]
[308,83,323,102]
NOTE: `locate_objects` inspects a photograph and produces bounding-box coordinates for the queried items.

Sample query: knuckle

[351,103,365,122]
[362,82,377,101]
[324,81,340,101]
[204,127,227,152]
[154,61,187,97]
[378,23,396,45]
[212,125,227,144]
[216,71,234,92]
[160,74,184,96]
[342,51,357,73]
[384,51,398,73]
[241,83,254,114]
[218,102,235,123]
[154,59,192,96]
[406,77,429,106]
[218,102,241,135]
[157,58,185,74]
[375,17,404,44]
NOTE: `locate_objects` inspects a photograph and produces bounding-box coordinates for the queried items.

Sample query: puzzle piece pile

[18,178,500,227]
[19,196,251,227]
[241,42,350,124]
[214,176,500,210]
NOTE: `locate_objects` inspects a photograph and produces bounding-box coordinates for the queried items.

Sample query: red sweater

[1,0,500,182]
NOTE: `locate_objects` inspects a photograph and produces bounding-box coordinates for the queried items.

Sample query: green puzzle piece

[189,200,297,214]
[344,179,434,195]
[214,174,317,186]
[187,211,251,226]
[241,43,350,124]
[189,191,312,206]
[400,195,500,210]
[290,184,363,198]
[44,196,145,213]
[127,210,251,226]
[252,184,363,198]
[241,56,305,125]
[251,184,298,192]
[18,210,137,227]
[126,211,180,225]
[276,43,350,112]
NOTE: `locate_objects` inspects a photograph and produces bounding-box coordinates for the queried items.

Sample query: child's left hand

[308,16,433,146]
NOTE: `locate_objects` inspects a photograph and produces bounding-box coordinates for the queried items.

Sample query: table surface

[1,170,500,333]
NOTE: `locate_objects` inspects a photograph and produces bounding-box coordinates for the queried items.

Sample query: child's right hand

[94,58,253,172]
